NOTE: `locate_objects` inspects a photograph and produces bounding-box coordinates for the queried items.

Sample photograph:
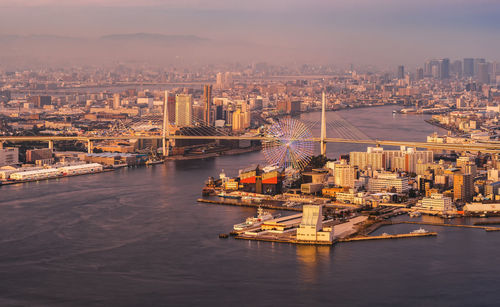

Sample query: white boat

[411,228,429,234]
[233,207,275,230]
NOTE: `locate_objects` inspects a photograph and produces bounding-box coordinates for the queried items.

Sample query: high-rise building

[203,84,212,125]
[216,72,224,89]
[439,58,450,79]
[474,58,486,77]
[463,58,474,77]
[453,173,473,202]
[451,60,462,78]
[416,68,424,80]
[397,65,405,79]
[334,163,355,188]
[113,93,121,109]
[175,94,193,126]
[164,92,176,124]
[28,95,51,108]
[477,62,490,84]
[350,147,384,171]
[224,72,233,88]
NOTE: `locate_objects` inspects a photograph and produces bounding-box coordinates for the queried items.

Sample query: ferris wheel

[262,118,315,171]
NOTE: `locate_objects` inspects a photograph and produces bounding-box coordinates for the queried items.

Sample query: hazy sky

[0,0,499,67]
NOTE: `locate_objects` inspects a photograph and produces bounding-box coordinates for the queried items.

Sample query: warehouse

[10,168,61,181]
[59,163,103,175]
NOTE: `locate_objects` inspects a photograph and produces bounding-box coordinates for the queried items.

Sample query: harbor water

[2,106,500,306]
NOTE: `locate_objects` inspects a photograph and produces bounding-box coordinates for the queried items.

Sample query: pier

[339,232,437,242]
[196,198,302,211]
[396,221,500,231]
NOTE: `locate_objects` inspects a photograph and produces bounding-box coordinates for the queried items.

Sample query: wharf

[234,235,333,245]
[473,221,500,226]
[197,198,302,212]
[396,221,500,231]
[0,169,113,186]
[339,232,437,242]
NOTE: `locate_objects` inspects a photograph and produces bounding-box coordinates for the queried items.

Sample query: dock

[397,221,500,231]
[197,198,302,211]
[339,232,437,242]
[234,235,333,245]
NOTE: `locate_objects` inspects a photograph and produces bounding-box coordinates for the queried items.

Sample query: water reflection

[296,245,331,283]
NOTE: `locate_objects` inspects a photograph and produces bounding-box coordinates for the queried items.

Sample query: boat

[411,228,429,234]
[409,211,422,218]
[218,192,241,199]
[233,207,275,230]
[145,159,164,165]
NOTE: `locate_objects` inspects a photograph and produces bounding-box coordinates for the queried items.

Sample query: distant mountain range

[100,33,208,43]
[0,33,208,43]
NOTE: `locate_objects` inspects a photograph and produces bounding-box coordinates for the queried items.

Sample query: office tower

[175,94,193,126]
[397,65,405,79]
[216,72,224,89]
[113,93,121,109]
[477,62,490,84]
[474,58,486,77]
[232,108,243,131]
[164,92,176,123]
[224,72,233,88]
[451,60,462,78]
[203,84,212,125]
[416,68,424,80]
[439,58,450,79]
[28,95,51,108]
[463,58,474,77]
[453,173,473,202]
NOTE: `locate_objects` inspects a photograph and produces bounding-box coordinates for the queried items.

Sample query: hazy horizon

[1,0,499,69]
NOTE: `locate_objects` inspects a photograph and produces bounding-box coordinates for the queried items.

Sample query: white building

[420,193,453,211]
[10,168,61,181]
[368,172,409,193]
[58,163,103,175]
[296,205,333,242]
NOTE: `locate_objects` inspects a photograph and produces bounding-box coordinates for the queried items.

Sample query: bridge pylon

[320,91,327,156]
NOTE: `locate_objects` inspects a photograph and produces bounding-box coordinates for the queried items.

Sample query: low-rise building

[420,193,453,211]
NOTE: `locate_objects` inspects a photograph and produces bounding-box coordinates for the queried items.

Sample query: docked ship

[218,191,242,199]
[411,228,429,234]
[233,207,275,231]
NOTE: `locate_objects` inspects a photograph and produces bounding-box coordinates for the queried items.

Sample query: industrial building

[58,163,103,175]
[9,163,104,181]
[239,165,283,195]
[10,168,61,181]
